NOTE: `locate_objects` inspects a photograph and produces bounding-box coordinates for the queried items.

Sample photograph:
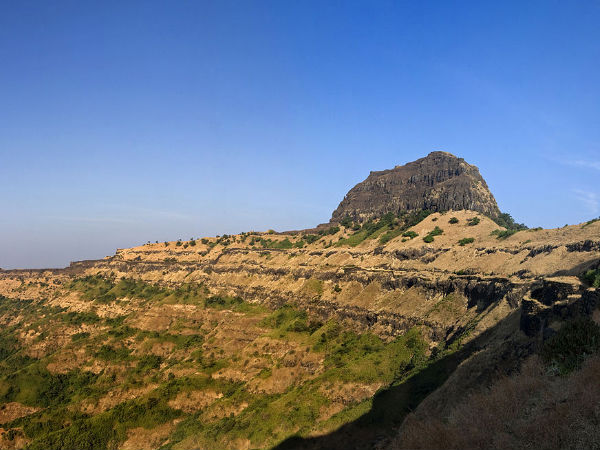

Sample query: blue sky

[1,1,599,269]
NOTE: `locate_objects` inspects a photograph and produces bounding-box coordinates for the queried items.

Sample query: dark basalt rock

[331,151,501,223]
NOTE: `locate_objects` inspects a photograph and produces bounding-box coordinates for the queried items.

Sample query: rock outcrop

[331,151,501,223]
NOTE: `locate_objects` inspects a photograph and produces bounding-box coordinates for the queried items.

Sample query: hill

[331,152,501,223]
[0,155,598,449]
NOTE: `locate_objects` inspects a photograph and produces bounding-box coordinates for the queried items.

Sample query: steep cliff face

[331,151,501,223]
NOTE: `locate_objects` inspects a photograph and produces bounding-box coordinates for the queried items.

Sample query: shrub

[582,269,600,288]
[303,234,320,244]
[542,318,600,374]
[96,345,131,362]
[71,332,90,342]
[467,217,480,226]
[379,233,394,245]
[189,240,196,246]
[423,235,434,243]
[402,231,418,239]
[493,212,528,231]
[136,355,162,372]
[327,226,340,235]
[491,229,519,239]
[205,296,244,309]
[449,217,459,224]
[340,216,353,228]
[458,237,475,246]
[429,226,443,236]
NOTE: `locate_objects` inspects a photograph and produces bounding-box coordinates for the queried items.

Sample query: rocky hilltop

[331,151,501,223]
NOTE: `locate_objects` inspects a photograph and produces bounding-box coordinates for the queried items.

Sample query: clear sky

[1,1,599,269]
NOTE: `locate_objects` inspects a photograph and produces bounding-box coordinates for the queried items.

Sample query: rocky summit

[331,151,501,223]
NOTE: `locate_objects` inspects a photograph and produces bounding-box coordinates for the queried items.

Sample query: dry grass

[393,355,600,450]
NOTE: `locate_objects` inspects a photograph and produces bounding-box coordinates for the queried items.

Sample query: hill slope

[0,211,598,449]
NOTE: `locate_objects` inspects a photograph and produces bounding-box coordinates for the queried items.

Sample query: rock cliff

[331,151,501,223]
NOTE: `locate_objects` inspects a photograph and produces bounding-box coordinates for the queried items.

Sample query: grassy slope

[0,277,449,450]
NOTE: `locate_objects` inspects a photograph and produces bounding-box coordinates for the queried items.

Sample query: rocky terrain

[331,152,501,223]
[0,154,598,450]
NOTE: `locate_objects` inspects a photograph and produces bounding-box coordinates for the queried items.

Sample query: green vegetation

[69,276,169,304]
[61,310,102,326]
[422,226,443,243]
[338,211,432,246]
[402,231,418,239]
[260,306,320,334]
[249,236,300,249]
[582,217,599,228]
[0,363,98,408]
[95,345,131,362]
[492,212,528,231]
[448,217,459,224]
[70,276,208,306]
[491,229,519,240]
[204,295,245,310]
[340,216,353,228]
[466,217,480,226]
[0,277,467,450]
[303,234,320,244]
[458,237,475,246]
[542,318,600,374]
[582,269,600,288]
[24,391,182,450]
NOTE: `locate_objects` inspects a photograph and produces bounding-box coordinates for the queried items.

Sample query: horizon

[2,1,599,269]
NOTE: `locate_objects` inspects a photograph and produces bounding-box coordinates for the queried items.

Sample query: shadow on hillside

[271,311,523,450]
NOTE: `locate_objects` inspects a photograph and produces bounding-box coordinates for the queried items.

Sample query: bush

[71,332,90,342]
[205,296,244,309]
[458,237,475,246]
[136,355,162,372]
[582,269,600,288]
[429,226,443,236]
[96,345,131,362]
[493,212,528,231]
[449,217,459,224]
[491,229,519,240]
[402,231,418,239]
[467,217,480,226]
[260,306,313,333]
[303,234,320,244]
[340,216,353,228]
[542,318,600,374]
[423,226,443,243]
